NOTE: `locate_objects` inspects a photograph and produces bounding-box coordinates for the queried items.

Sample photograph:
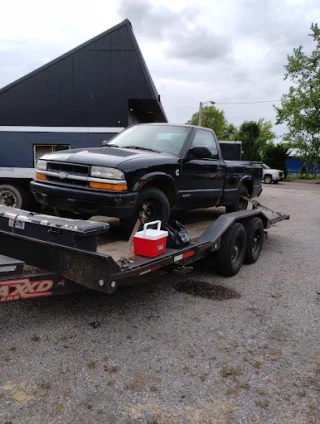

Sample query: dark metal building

[0,19,167,207]
[0,19,166,129]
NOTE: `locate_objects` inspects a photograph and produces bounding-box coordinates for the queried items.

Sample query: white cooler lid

[134,229,168,241]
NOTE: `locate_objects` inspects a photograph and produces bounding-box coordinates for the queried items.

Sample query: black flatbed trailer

[0,204,289,302]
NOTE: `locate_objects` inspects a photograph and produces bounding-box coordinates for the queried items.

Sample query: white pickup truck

[262,164,284,184]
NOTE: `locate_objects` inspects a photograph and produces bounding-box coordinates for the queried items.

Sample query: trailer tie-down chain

[243,196,279,213]
[117,203,148,269]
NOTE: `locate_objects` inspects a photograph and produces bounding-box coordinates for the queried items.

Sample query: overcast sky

[1,0,319,137]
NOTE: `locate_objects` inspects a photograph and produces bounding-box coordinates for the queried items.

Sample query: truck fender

[133,172,178,204]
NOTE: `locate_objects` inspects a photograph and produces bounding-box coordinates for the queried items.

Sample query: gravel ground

[1,182,320,424]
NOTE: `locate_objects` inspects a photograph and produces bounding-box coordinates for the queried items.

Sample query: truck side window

[192,130,218,159]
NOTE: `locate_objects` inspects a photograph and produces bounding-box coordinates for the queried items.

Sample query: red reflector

[151,266,161,272]
[182,251,195,259]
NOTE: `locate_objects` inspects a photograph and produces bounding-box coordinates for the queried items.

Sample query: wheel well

[142,180,175,206]
[264,174,272,179]
[242,179,253,196]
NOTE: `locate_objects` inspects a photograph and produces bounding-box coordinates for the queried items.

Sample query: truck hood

[264,168,284,173]
[41,146,173,169]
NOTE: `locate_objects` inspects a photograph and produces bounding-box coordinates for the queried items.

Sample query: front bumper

[273,175,284,182]
[30,181,138,218]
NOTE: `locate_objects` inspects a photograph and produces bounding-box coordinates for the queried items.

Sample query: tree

[275,23,320,176]
[235,121,261,161]
[221,123,238,140]
[262,144,290,177]
[186,106,228,139]
[256,118,276,151]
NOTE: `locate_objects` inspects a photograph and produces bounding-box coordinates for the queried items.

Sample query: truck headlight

[274,172,279,175]
[37,160,47,171]
[90,166,124,180]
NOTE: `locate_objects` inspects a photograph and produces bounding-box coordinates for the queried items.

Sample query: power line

[216,100,281,105]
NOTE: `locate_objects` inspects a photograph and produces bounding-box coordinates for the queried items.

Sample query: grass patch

[285,173,320,182]
[221,365,243,379]
[254,399,269,409]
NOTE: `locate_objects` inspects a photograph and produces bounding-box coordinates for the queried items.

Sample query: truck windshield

[104,125,191,156]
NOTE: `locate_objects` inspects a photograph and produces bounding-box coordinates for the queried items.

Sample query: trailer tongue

[0,205,289,302]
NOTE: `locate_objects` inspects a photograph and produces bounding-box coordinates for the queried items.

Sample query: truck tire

[225,186,249,213]
[0,184,28,209]
[264,175,272,184]
[244,217,264,264]
[120,187,170,235]
[215,222,247,276]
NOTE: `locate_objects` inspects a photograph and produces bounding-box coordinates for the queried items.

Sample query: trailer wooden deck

[95,207,225,260]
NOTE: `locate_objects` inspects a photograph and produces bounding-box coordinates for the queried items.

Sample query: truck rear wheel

[0,184,27,209]
[215,222,247,276]
[244,217,264,264]
[225,186,249,213]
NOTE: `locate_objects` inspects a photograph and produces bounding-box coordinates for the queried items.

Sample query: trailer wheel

[215,223,247,276]
[244,217,264,264]
[0,184,27,209]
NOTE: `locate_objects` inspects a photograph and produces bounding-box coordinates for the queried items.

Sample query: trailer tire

[225,186,249,213]
[215,222,247,276]
[244,217,264,264]
[0,184,28,209]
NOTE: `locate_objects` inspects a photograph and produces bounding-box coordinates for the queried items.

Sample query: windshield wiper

[124,146,158,153]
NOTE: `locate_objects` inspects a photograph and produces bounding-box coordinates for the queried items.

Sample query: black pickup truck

[31,124,263,231]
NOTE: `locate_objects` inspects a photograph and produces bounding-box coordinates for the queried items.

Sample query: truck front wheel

[0,184,27,209]
[120,187,170,235]
[264,175,272,184]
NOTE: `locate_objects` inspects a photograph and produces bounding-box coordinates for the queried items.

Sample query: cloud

[117,0,232,62]
[166,29,232,62]
[1,0,319,138]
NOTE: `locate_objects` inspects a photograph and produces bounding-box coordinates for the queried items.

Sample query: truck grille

[46,162,90,187]
[279,172,284,177]
[47,162,89,176]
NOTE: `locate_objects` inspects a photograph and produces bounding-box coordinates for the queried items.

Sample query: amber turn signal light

[89,181,128,191]
[36,173,46,181]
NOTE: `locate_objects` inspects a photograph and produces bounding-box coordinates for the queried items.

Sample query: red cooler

[134,221,168,258]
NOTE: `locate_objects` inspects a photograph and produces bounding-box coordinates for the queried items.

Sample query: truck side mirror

[189,146,212,159]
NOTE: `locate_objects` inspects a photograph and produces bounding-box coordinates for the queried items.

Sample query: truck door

[179,129,225,208]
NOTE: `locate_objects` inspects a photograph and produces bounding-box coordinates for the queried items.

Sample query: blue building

[286,156,320,174]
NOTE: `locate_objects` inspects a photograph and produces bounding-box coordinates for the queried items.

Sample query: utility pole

[198,102,203,126]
